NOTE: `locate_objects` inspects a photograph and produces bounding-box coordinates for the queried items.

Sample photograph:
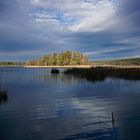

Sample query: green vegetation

[94,58,140,66]
[26,51,90,66]
[0,52,140,67]
[0,62,25,67]
[64,67,140,82]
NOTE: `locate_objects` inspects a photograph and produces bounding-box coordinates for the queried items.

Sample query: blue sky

[0,0,140,61]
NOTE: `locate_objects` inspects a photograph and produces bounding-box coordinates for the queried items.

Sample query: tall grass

[0,71,8,103]
[64,67,140,82]
[0,90,8,103]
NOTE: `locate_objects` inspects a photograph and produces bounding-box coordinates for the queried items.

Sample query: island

[26,51,91,67]
[0,51,140,68]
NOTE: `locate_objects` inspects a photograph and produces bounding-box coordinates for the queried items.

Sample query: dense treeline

[26,51,90,66]
[0,62,25,66]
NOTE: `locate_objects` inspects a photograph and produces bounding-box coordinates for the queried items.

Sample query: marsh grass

[0,90,8,103]
[0,72,8,103]
[64,67,140,82]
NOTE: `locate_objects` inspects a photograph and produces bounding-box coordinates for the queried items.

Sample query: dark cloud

[0,0,20,20]
[0,0,140,61]
[119,0,140,28]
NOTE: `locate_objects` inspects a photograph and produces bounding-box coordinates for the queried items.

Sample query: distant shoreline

[0,65,140,69]
[0,66,24,68]
[24,65,92,68]
[25,65,140,69]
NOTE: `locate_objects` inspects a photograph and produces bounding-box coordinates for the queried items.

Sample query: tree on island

[26,51,90,66]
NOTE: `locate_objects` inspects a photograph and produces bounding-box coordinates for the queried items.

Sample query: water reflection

[40,71,84,85]
[62,128,118,140]
[0,68,140,140]
[32,97,119,140]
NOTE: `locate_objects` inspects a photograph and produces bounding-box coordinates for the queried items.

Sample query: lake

[0,67,140,140]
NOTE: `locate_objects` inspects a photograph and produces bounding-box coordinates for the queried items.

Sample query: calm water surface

[0,68,140,140]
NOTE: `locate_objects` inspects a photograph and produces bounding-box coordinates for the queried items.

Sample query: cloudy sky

[0,0,140,61]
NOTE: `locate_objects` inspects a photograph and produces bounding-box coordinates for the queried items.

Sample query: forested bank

[26,51,90,66]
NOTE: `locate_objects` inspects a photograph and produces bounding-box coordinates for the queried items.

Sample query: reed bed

[64,67,140,82]
[0,90,8,103]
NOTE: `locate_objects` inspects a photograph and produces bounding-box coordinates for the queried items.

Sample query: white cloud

[68,1,117,32]
[84,47,127,55]
[30,0,40,5]
[30,0,117,32]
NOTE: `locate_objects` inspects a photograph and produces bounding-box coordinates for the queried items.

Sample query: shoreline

[92,65,140,69]
[24,65,92,68]
[24,65,140,69]
[0,65,140,69]
[0,66,24,68]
